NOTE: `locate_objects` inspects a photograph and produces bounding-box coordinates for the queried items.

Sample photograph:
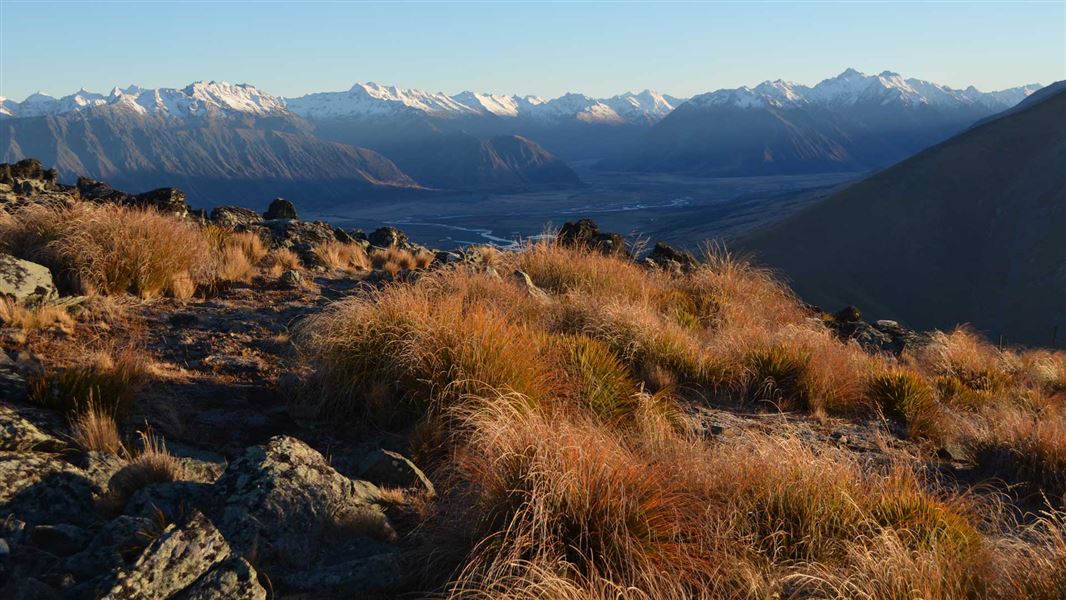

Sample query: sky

[0,0,1064,101]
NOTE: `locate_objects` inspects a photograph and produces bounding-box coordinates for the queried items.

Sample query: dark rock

[0,253,58,306]
[281,551,405,595]
[332,226,354,244]
[168,312,200,328]
[834,306,862,323]
[357,449,435,496]
[76,177,131,204]
[61,515,154,581]
[27,524,90,557]
[557,219,627,257]
[263,198,298,221]
[646,241,697,271]
[368,226,408,249]
[131,187,189,217]
[210,206,262,229]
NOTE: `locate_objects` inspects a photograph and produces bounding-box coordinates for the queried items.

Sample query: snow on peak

[451,91,521,117]
[287,83,478,118]
[602,90,678,122]
[689,69,1041,111]
[0,82,287,119]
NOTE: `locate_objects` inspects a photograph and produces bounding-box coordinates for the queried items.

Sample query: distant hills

[0,70,1042,207]
[740,81,1066,346]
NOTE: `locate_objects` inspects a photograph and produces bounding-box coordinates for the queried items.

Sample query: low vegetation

[300,239,1066,598]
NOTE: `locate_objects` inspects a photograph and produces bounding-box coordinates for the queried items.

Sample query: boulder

[211,436,394,572]
[263,198,298,221]
[357,449,435,496]
[0,254,58,305]
[101,512,253,600]
[209,206,262,229]
[557,219,627,257]
[0,159,58,187]
[368,226,408,249]
[131,188,189,217]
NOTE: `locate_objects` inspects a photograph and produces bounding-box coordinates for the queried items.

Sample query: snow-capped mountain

[0,82,287,120]
[606,69,1043,177]
[285,84,671,126]
[688,69,1039,110]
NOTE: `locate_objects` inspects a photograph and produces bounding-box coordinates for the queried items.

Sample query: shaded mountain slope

[0,106,419,209]
[375,133,581,190]
[739,83,1066,345]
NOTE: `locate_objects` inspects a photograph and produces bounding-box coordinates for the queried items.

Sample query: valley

[314,168,860,250]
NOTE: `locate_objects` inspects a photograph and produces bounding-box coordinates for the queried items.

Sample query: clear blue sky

[1,1,1063,100]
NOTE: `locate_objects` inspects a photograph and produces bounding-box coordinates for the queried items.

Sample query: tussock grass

[314,240,371,272]
[107,430,184,507]
[70,402,124,454]
[297,238,1066,597]
[371,246,435,275]
[30,348,149,418]
[0,298,73,332]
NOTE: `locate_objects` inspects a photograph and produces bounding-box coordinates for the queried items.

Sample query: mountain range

[0,70,1042,207]
[740,81,1066,345]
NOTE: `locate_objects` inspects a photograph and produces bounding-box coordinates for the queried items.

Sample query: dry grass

[30,348,150,417]
[107,430,184,504]
[265,247,303,277]
[0,202,215,297]
[287,239,1066,596]
[0,298,74,332]
[70,402,124,454]
[314,241,371,272]
[371,246,435,274]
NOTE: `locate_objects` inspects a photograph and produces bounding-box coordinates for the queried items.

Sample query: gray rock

[0,402,65,452]
[511,270,549,301]
[557,219,627,257]
[62,515,154,581]
[102,512,231,600]
[357,449,435,496]
[211,436,393,572]
[131,188,189,218]
[0,253,57,306]
[0,452,97,527]
[209,206,262,229]
[172,557,266,600]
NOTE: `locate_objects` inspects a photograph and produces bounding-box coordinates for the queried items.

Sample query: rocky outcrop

[75,177,190,217]
[210,206,262,229]
[103,512,265,600]
[824,306,927,355]
[645,241,698,272]
[212,436,396,572]
[0,254,58,306]
[557,219,627,257]
[368,226,408,249]
[0,403,65,452]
